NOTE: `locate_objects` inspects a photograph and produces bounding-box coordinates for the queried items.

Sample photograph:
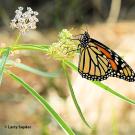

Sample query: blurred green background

[0,0,135,29]
[0,0,135,135]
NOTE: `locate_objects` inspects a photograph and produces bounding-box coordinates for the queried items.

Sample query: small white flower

[27,7,32,11]
[10,7,39,34]
[18,7,23,11]
[33,11,39,15]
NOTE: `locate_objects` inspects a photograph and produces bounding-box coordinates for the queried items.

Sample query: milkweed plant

[0,7,135,135]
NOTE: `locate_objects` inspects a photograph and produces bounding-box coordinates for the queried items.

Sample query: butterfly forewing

[78,43,112,81]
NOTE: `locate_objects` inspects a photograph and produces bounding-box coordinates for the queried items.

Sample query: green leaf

[0,47,10,85]
[6,60,60,78]
[64,60,78,71]
[12,44,49,53]
[62,62,92,129]
[7,71,75,135]
[64,60,135,105]
[93,81,135,104]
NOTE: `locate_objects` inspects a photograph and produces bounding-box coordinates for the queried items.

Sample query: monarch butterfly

[75,31,135,82]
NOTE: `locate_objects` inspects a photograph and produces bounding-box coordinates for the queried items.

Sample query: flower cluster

[48,29,79,60]
[10,7,39,33]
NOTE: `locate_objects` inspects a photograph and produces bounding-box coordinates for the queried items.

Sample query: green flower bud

[48,29,79,61]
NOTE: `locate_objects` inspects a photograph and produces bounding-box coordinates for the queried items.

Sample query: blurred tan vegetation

[0,0,135,135]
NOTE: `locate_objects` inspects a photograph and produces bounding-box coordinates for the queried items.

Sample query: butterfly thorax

[79,32,91,48]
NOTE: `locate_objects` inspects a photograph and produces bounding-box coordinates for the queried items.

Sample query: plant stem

[13,32,21,46]
[62,61,92,129]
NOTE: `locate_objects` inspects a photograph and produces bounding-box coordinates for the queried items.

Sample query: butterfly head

[79,31,91,48]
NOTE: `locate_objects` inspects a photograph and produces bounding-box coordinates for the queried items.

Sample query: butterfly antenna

[71,34,84,41]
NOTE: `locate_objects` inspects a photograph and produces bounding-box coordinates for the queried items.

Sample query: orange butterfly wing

[78,38,135,82]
